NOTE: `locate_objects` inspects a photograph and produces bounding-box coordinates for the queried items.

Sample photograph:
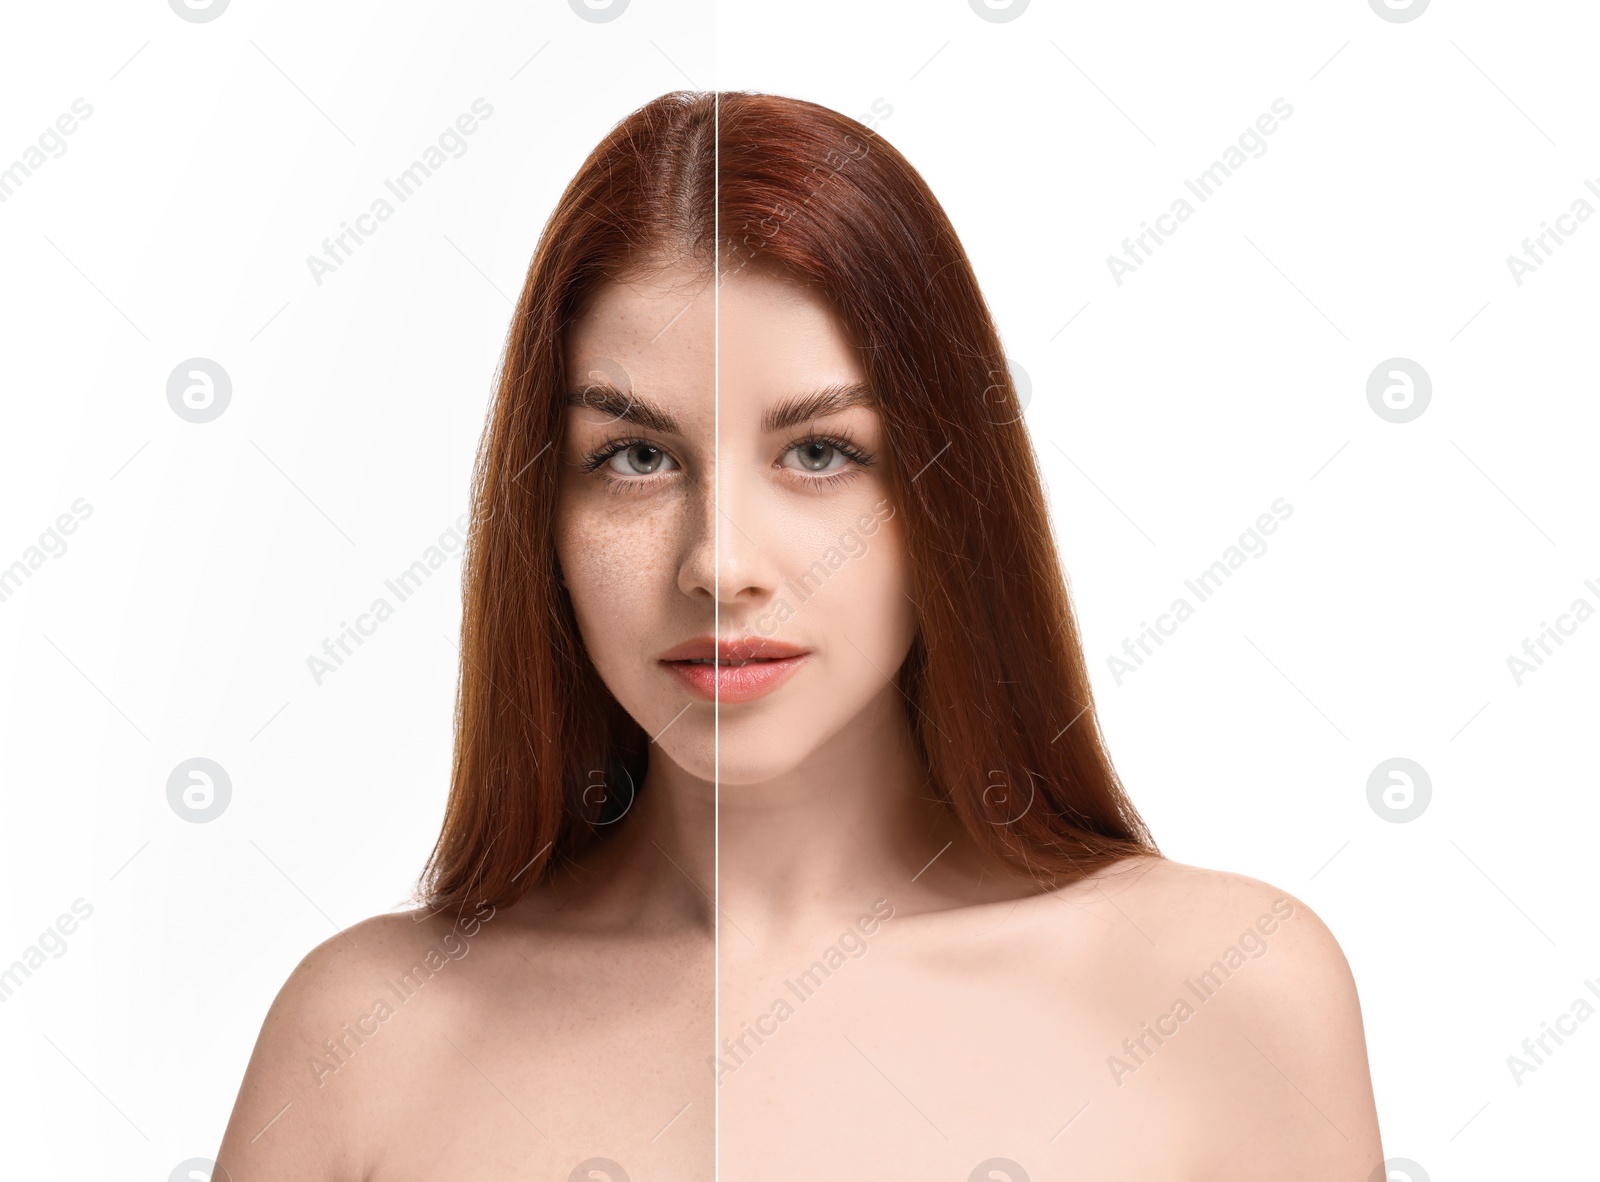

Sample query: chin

[694,732,813,787]
[650,745,802,788]
[650,722,716,783]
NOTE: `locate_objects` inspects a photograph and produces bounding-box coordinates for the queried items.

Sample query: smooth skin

[214,259,1384,1181]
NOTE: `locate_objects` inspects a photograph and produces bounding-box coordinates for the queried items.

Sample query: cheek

[555,493,680,671]
[845,514,916,657]
[784,498,915,663]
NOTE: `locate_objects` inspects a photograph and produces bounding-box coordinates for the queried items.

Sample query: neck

[549,683,1037,946]
[712,687,946,945]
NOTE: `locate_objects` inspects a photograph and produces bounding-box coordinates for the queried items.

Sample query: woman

[217,90,1383,1181]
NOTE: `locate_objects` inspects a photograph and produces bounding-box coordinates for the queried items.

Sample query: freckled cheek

[556,496,685,653]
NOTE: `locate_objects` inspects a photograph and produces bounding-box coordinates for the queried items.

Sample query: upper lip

[658,636,809,662]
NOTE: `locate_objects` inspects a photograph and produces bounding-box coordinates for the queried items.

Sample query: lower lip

[661,655,809,703]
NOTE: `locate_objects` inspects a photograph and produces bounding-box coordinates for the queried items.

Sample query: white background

[0,0,1593,1178]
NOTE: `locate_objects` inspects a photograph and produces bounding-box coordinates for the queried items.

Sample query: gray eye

[791,441,840,472]
[608,444,672,475]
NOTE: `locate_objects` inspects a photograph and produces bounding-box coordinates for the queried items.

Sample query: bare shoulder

[1052,856,1385,1177]
[1086,856,1350,972]
[215,902,500,1181]
[1072,855,1364,1036]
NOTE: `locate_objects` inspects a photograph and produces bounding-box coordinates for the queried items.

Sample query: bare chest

[712,924,1207,1181]
[355,940,716,1182]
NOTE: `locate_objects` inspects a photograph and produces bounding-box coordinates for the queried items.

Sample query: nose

[677,458,780,606]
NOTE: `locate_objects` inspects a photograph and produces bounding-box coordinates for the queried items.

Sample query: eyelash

[581,431,876,496]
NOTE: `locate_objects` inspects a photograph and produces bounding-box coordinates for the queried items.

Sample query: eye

[579,437,682,496]
[779,432,874,482]
[605,442,676,477]
[785,439,849,474]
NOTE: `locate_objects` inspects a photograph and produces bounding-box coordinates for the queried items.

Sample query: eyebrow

[761,382,877,434]
[565,381,680,434]
[563,380,877,436]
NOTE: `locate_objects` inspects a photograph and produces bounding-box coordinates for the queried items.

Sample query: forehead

[566,264,713,401]
[565,262,864,422]
[717,264,862,389]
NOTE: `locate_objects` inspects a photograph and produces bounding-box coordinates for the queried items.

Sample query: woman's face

[556,260,916,786]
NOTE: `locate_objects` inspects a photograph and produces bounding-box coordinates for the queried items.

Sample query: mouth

[657,637,810,703]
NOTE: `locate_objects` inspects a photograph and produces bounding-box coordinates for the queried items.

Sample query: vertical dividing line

[712,77,721,1182]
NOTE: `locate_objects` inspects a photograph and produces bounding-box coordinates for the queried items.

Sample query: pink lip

[658,636,811,703]
[662,654,808,703]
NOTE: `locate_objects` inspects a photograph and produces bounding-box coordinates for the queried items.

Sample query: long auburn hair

[418,89,1158,914]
